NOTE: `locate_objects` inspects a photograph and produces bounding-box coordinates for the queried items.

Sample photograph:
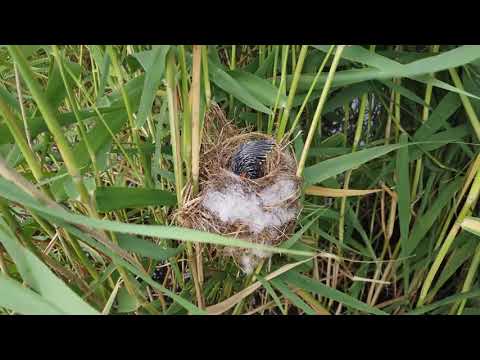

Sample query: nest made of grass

[174,104,302,272]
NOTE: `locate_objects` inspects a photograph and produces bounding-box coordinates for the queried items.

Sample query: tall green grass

[0,45,479,315]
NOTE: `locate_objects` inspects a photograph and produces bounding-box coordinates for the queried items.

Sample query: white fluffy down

[240,254,255,275]
[240,250,272,274]
[201,178,297,234]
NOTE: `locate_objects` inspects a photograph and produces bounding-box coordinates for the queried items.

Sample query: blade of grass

[0,274,67,315]
[0,223,99,314]
[281,271,388,315]
[134,45,169,128]
[94,187,176,212]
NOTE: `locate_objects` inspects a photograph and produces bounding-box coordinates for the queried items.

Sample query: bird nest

[174,104,302,274]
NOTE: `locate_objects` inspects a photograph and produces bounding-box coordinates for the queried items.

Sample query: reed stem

[296,45,346,177]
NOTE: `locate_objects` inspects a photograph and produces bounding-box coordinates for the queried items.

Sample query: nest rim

[174,104,303,270]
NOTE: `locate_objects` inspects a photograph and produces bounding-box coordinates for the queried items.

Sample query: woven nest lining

[175,104,302,273]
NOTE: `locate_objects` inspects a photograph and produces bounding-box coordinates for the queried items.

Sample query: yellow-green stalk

[191,46,202,195]
[271,46,280,86]
[13,63,31,148]
[165,48,203,308]
[286,45,335,141]
[449,67,480,141]
[191,45,205,292]
[201,46,211,109]
[228,45,236,117]
[411,45,440,201]
[417,164,480,307]
[276,45,309,142]
[165,50,185,207]
[384,85,395,145]
[178,46,192,181]
[7,45,95,216]
[454,242,480,314]
[0,96,44,182]
[268,45,289,135]
[296,45,346,177]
